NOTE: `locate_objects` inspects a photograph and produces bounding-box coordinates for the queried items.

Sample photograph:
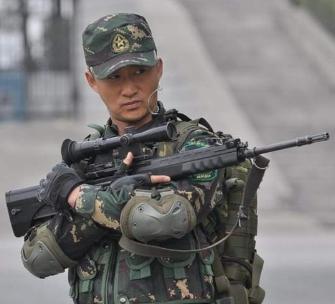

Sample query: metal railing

[0,0,78,120]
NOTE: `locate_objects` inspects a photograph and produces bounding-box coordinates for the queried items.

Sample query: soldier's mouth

[121,100,142,110]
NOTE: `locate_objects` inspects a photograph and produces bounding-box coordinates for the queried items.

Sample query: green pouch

[157,234,197,280]
[126,254,154,280]
[158,252,196,280]
[248,253,265,304]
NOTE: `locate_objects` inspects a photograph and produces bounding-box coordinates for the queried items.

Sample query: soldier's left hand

[37,162,84,210]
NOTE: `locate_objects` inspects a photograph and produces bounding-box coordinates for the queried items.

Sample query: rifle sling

[119,216,240,258]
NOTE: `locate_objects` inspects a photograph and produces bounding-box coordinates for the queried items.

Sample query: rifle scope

[61,123,177,165]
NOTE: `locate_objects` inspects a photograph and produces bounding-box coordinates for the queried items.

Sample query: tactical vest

[68,112,264,304]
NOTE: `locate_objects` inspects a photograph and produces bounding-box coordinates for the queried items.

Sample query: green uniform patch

[191,170,218,183]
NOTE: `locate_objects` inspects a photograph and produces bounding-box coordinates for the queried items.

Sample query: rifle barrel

[244,132,329,158]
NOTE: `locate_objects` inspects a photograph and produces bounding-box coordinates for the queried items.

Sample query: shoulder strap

[164,108,214,132]
[193,117,214,133]
[240,155,270,211]
[174,118,215,151]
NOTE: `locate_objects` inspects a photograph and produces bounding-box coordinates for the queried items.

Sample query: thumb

[150,175,171,184]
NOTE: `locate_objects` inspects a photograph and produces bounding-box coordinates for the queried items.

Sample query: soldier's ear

[85,69,99,93]
[156,58,163,80]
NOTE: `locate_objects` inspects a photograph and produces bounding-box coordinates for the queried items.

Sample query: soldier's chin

[121,111,152,125]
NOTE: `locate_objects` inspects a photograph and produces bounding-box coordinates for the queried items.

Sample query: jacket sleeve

[21,182,133,278]
[21,211,102,278]
[73,183,133,230]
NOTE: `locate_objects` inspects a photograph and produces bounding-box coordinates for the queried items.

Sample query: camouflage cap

[82,13,158,79]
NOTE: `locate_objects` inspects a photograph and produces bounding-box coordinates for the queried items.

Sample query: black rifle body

[6,132,329,237]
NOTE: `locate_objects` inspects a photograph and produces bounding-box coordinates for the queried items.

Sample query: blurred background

[0,0,334,303]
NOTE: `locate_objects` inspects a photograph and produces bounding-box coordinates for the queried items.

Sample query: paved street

[0,1,334,303]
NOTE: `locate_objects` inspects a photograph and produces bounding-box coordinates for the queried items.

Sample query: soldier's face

[86,59,163,128]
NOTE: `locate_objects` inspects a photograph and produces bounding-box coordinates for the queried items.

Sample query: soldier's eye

[134,68,147,75]
[108,73,120,80]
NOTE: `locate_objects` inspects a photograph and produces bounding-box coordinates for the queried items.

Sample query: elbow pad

[120,189,196,243]
[21,224,76,278]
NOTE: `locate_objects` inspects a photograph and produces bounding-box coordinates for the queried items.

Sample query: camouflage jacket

[22,107,263,304]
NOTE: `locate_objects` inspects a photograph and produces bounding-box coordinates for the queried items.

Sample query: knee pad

[120,190,196,243]
[21,224,76,278]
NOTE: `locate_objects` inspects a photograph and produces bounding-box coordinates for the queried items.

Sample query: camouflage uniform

[21,14,264,304]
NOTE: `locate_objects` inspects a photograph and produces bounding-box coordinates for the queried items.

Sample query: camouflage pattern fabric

[82,14,157,79]
[114,233,215,303]
[75,184,133,230]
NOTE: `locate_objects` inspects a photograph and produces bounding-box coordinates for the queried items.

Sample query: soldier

[21,13,264,304]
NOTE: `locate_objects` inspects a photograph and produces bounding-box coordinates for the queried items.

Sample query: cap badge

[112,34,130,53]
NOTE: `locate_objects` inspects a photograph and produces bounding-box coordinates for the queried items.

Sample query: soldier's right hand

[37,162,84,210]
